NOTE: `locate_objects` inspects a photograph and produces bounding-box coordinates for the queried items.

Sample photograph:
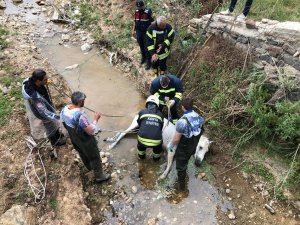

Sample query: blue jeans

[229,0,253,16]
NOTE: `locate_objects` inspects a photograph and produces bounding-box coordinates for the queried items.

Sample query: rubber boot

[94,168,111,183]
[177,170,187,192]
[144,60,151,70]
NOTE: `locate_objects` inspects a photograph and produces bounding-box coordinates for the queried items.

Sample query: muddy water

[4,1,232,224]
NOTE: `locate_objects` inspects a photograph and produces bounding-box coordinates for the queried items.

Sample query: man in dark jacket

[61,91,110,183]
[150,75,183,124]
[168,97,204,191]
[146,16,175,77]
[132,0,154,70]
[22,69,66,146]
[136,95,164,161]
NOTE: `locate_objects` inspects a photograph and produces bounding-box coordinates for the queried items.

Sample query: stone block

[283,54,300,71]
[260,54,274,65]
[282,43,297,55]
[266,46,283,58]
[237,36,249,44]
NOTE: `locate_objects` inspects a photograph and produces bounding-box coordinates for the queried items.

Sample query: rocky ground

[0,0,299,225]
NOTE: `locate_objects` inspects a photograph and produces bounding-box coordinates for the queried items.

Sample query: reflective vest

[137,108,164,147]
[134,8,153,32]
[150,75,183,106]
[146,23,175,60]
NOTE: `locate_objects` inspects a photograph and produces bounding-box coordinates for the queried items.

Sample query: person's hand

[151,54,158,63]
[94,112,101,122]
[156,44,162,53]
[131,31,136,39]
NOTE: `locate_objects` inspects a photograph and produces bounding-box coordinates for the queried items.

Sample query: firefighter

[22,69,66,146]
[136,95,164,161]
[146,16,175,77]
[167,97,204,191]
[150,75,183,124]
[132,0,154,70]
[61,91,110,183]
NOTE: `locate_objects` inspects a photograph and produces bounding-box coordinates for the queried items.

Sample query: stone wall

[188,14,300,102]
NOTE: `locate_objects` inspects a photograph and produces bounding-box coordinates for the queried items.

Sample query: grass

[49,197,58,210]
[0,25,9,50]
[220,0,300,22]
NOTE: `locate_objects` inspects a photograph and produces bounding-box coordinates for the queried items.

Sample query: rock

[12,0,23,3]
[147,218,156,225]
[131,186,138,194]
[101,157,108,164]
[62,34,70,42]
[265,204,276,214]
[246,19,256,29]
[292,201,300,211]
[248,212,256,219]
[65,64,79,70]
[198,172,206,179]
[282,54,300,71]
[0,0,6,9]
[266,46,282,58]
[81,43,92,52]
[282,43,297,55]
[228,211,236,220]
[0,70,6,77]
[225,189,231,194]
[0,205,37,225]
[0,85,10,94]
[293,51,300,57]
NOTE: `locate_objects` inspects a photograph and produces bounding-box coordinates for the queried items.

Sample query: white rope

[24,136,49,203]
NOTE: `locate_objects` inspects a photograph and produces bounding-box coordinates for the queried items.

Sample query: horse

[104,116,212,179]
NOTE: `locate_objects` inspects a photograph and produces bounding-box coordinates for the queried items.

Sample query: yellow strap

[140,114,163,121]
[147,45,155,51]
[138,136,162,146]
[168,29,174,37]
[175,92,182,100]
[164,39,170,46]
[146,31,153,39]
[159,88,175,93]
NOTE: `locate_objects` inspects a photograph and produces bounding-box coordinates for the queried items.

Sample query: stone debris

[81,43,92,52]
[228,211,236,220]
[65,64,79,70]
[265,204,276,214]
[131,186,138,194]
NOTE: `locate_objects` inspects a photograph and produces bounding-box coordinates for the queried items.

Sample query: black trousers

[152,57,167,72]
[136,30,150,61]
[63,123,102,172]
[137,141,162,159]
[176,134,201,182]
[229,0,253,16]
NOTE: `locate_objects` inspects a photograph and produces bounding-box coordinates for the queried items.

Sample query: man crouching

[61,91,110,183]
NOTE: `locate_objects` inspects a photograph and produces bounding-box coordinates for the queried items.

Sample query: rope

[48,81,126,118]
[24,136,49,203]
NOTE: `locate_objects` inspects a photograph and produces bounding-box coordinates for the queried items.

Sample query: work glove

[167,142,176,153]
[169,99,175,108]
[151,54,158,63]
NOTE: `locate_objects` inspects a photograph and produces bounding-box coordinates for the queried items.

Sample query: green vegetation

[220,0,300,22]
[49,197,58,210]
[0,70,23,126]
[0,25,9,50]
[73,2,100,28]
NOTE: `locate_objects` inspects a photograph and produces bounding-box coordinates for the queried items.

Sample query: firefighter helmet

[146,95,159,107]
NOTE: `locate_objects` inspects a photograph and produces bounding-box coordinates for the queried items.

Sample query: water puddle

[4,1,233,224]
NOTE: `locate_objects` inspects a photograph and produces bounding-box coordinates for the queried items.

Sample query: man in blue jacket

[150,75,183,124]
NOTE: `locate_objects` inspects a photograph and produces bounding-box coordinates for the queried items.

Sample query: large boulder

[0,205,37,225]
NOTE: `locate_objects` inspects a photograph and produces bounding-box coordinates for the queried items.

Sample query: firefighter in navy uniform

[136,95,164,161]
[150,75,183,124]
[132,0,154,70]
[146,16,175,77]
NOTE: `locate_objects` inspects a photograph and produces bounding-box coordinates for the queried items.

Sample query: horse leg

[159,149,175,180]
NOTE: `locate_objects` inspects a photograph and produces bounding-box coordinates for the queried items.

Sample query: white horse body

[105,116,211,179]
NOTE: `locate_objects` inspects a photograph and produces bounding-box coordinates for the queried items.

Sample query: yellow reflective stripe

[158,48,169,60]
[147,45,155,50]
[164,39,170,46]
[172,119,178,124]
[146,31,152,39]
[159,100,165,105]
[137,150,145,155]
[140,114,163,121]
[159,88,175,93]
[175,92,182,99]
[154,92,160,97]
[152,153,161,158]
[168,29,174,37]
[138,136,161,146]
